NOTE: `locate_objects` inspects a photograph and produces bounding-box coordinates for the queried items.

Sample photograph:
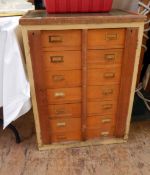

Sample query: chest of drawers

[20,10,145,150]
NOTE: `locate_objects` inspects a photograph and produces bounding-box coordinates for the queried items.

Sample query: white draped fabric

[0,16,31,128]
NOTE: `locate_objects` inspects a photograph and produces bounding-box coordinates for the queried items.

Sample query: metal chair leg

[0,119,21,144]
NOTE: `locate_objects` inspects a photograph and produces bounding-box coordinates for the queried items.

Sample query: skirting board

[38,138,127,151]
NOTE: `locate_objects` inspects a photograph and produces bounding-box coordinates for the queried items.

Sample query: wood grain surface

[28,31,50,144]
[19,9,146,25]
[115,28,138,137]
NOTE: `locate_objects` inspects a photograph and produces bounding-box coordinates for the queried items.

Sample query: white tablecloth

[0,16,31,128]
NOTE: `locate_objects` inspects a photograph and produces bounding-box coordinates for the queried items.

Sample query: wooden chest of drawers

[20,10,145,150]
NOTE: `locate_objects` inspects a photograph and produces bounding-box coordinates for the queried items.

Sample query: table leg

[0,119,21,143]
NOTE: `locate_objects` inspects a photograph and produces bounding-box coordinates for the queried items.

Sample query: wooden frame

[20,11,145,150]
[115,28,138,137]
[28,31,50,144]
[81,29,88,141]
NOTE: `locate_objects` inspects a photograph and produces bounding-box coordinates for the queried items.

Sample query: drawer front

[88,85,119,101]
[45,70,81,88]
[43,51,81,71]
[88,101,117,116]
[87,49,123,68]
[88,29,125,49]
[88,67,121,85]
[87,115,115,129]
[49,118,81,133]
[86,127,114,139]
[47,87,81,104]
[41,30,81,51]
[48,103,81,118]
[51,132,81,143]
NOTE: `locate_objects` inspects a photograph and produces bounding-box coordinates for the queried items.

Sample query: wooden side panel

[28,31,50,144]
[115,28,138,137]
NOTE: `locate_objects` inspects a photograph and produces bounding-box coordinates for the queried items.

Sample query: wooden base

[38,137,126,150]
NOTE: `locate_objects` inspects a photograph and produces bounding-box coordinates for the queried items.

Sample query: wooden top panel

[19,9,146,25]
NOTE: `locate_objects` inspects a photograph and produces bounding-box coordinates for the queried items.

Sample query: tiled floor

[0,110,150,175]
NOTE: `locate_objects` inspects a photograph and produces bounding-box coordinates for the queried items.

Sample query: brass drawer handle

[106,33,117,40]
[57,122,66,127]
[101,131,109,137]
[53,75,65,82]
[55,109,65,115]
[102,119,111,123]
[50,56,64,63]
[105,54,115,61]
[103,104,112,109]
[54,92,65,98]
[103,89,113,95]
[49,35,63,43]
[104,72,115,78]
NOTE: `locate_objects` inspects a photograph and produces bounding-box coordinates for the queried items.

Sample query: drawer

[43,51,81,71]
[45,70,81,88]
[88,67,121,85]
[41,30,81,51]
[51,132,81,143]
[88,101,117,116]
[88,85,119,101]
[86,127,114,139]
[48,103,81,118]
[49,118,81,133]
[87,49,123,68]
[87,115,115,129]
[47,87,81,104]
[88,29,125,49]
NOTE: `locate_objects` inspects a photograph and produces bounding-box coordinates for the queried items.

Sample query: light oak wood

[88,29,125,49]
[88,66,121,85]
[47,87,81,104]
[42,50,81,70]
[51,131,82,143]
[48,103,81,118]
[87,101,117,116]
[87,115,115,129]
[87,85,119,101]
[44,70,81,88]
[41,30,81,51]
[86,127,114,139]
[87,49,123,68]
[49,118,81,133]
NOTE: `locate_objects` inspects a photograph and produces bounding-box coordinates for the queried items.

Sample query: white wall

[112,0,139,12]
